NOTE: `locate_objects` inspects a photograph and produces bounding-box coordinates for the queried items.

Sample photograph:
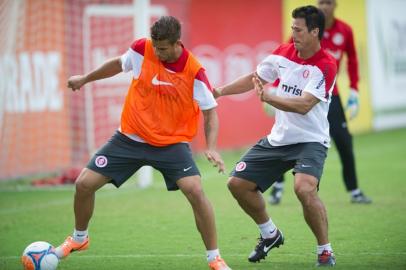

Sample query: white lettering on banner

[0,52,62,113]
[192,41,279,101]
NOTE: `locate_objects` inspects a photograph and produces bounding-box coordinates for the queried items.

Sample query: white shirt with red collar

[257,43,337,147]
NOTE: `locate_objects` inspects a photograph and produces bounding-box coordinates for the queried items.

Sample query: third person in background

[268,0,372,205]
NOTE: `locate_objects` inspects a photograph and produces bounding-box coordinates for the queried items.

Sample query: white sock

[258,219,277,239]
[206,249,220,262]
[274,182,284,189]
[73,229,88,243]
[350,189,361,196]
[317,243,333,255]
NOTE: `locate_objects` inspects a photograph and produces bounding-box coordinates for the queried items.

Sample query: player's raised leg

[55,168,110,259]
[177,176,231,270]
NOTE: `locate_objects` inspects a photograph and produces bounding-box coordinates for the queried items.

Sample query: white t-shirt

[256,43,337,147]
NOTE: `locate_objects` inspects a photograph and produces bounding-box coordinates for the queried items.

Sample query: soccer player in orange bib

[55,16,231,270]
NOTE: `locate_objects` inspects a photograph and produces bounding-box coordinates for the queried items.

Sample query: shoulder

[313,50,337,88]
[334,18,353,34]
[272,43,295,57]
[315,49,337,71]
[130,38,147,55]
[194,68,212,91]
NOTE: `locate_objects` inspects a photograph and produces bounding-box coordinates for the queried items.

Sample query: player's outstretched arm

[202,108,225,174]
[213,72,258,98]
[67,56,123,91]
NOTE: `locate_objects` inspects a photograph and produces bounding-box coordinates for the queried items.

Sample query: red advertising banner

[188,0,282,150]
[0,0,282,179]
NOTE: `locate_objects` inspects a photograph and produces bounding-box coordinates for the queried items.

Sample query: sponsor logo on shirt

[316,76,325,90]
[281,84,302,96]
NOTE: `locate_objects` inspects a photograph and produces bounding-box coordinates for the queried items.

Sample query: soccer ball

[21,241,59,270]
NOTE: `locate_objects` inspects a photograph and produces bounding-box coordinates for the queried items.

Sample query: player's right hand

[204,149,225,174]
[213,87,223,99]
[67,75,87,91]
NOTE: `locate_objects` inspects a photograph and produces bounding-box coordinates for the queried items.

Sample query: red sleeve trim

[320,57,337,99]
[195,68,212,92]
[130,38,147,55]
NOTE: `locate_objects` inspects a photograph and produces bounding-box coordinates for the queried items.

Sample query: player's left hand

[346,88,359,120]
[253,74,264,100]
[204,150,225,174]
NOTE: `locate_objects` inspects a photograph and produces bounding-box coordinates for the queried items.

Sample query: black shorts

[231,137,327,192]
[87,131,200,191]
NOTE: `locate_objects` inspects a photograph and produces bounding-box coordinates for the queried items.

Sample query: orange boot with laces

[55,236,89,259]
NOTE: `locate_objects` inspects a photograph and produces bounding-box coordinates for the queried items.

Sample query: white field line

[2,251,406,260]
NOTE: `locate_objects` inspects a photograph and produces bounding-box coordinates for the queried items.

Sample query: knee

[184,185,205,203]
[75,175,96,195]
[227,178,238,194]
[294,181,316,203]
[227,177,246,197]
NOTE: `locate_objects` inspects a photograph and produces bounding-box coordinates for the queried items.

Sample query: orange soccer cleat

[55,236,89,259]
[208,256,232,270]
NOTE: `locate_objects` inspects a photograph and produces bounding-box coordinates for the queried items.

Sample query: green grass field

[1,128,405,270]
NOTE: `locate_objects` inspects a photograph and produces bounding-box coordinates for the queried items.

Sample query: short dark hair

[150,16,181,44]
[292,5,325,40]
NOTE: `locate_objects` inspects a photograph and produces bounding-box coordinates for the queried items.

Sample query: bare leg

[74,168,110,230]
[294,173,329,245]
[177,176,217,250]
[227,177,269,224]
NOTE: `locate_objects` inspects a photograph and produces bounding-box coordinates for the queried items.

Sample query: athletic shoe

[316,250,336,267]
[55,236,89,259]
[248,229,284,263]
[351,192,372,204]
[269,186,283,205]
[208,256,232,270]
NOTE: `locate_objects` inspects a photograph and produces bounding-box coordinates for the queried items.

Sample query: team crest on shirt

[303,69,310,78]
[235,161,247,172]
[332,33,344,46]
[95,156,108,168]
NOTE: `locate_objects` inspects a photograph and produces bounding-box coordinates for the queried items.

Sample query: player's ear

[311,28,319,38]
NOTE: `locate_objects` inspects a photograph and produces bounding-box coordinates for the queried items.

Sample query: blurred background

[1,0,405,181]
